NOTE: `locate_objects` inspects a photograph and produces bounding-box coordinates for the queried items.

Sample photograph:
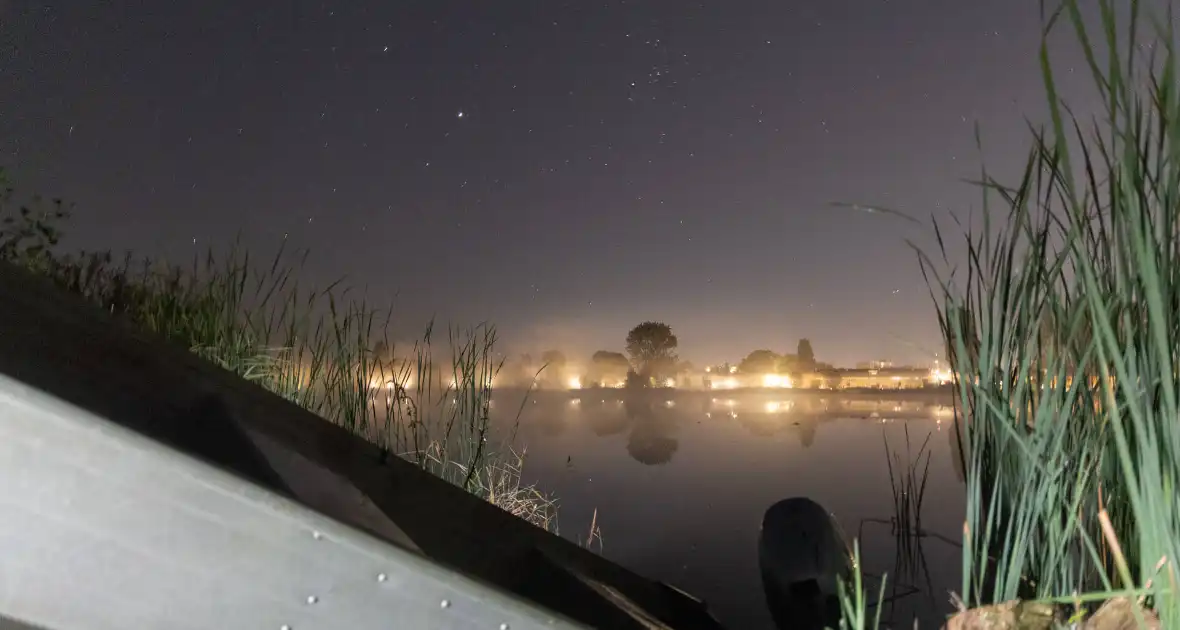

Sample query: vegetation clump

[0,176,558,531]
[838,0,1180,627]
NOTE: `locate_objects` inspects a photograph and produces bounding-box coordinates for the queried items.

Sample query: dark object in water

[758,497,851,630]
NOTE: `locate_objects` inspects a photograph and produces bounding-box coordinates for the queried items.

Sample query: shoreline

[498,385,956,401]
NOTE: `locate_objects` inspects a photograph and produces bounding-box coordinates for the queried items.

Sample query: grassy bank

[0,184,558,530]
[839,1,1178,627]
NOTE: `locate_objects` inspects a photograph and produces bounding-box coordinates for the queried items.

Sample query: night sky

[1,0,1106,366]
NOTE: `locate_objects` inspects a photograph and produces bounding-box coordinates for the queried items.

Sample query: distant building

[670,361,951,391]
[834,367,931,390]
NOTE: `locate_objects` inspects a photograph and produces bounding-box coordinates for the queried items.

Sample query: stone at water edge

[941,601,1058,630]
[1082,597,1161,630]
[941,598,1161,630]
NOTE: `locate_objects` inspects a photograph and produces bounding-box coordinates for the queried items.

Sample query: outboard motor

[758,497,851,630]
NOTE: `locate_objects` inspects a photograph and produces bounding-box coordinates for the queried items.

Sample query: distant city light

[761,374,792,388]
[568,376,582,389]
[930,368,953,384]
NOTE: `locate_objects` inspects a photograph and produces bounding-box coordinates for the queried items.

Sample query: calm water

[492,390,967,630]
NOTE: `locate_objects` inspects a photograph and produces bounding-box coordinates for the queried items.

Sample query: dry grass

[0,189,564,530]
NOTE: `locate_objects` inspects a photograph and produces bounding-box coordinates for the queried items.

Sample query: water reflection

[718,397,945,432]
[536,407,569,436]
[584,399,630,437]
[624,396,680,466]
[515,392,962,466]
[499,390,964,629]
[948,407,966,483]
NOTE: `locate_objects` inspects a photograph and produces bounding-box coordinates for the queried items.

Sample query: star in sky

[0,0,1105,366]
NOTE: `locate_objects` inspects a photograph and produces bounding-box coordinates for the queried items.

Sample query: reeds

[837,541,888,630]
[853,428,949,625]
[884,427,938,618]
[930,0,1179,618]
[884,426,932,544]
[838,0,1180,626]
[0,199,558,530]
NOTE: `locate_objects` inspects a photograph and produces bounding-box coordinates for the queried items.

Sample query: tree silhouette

[588,350,631,386]
[624,321,678,379]
[624,368,648,389]
[739,349,781,374]
[796,338,816,370]
[591,350,630,367]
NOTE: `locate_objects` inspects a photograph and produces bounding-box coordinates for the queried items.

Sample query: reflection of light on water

[368,376,416,391]
[765,401,780,413]
[933,405,952,431]
[664,400,675,408]
[725,399,736,407]
[569,398,581,407]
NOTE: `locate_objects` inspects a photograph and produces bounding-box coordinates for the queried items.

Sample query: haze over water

[493,390,966,630]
